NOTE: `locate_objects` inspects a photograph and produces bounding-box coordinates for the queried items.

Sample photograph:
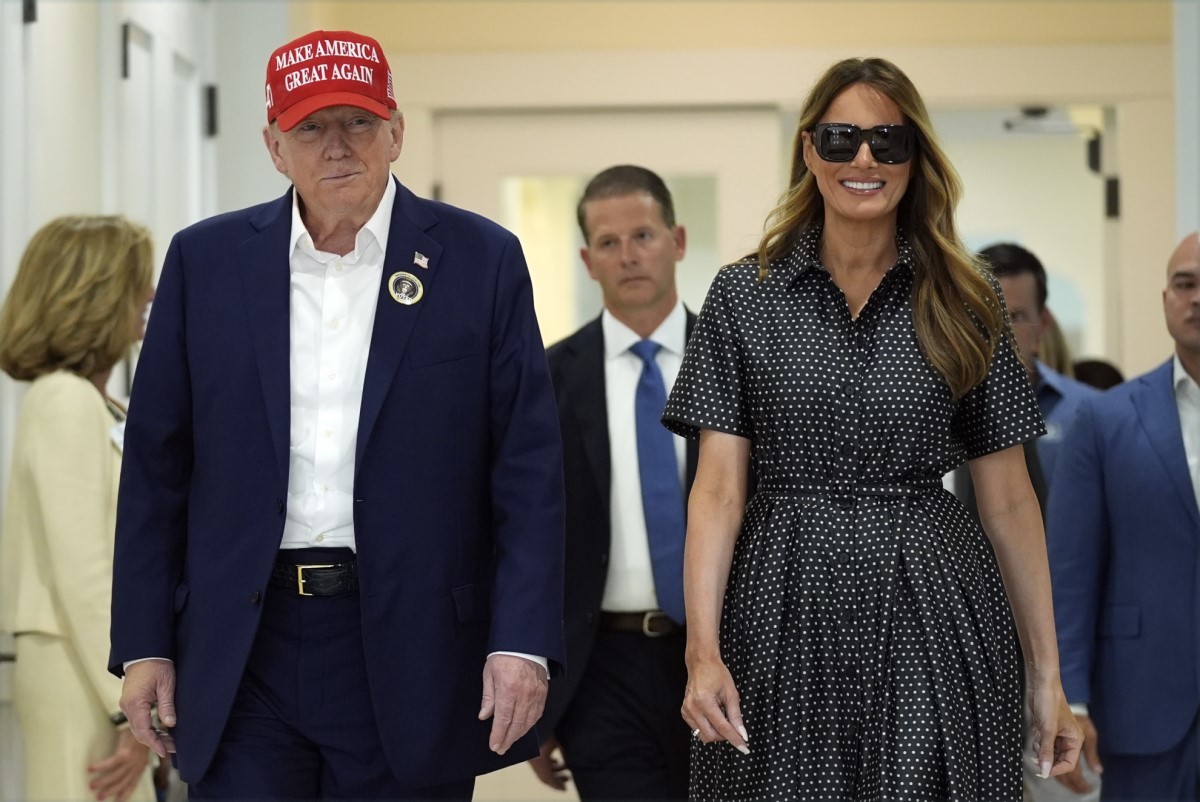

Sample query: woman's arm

[970,443,1082,777]
[681,428,752,754]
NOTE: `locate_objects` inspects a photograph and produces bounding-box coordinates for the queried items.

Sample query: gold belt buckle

[296,564,334,596]
[642,611,671,638]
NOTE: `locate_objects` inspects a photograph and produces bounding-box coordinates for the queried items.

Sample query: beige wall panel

[380,44,1170,110]
[1111,98,1178,377]
[309,1,1169,52]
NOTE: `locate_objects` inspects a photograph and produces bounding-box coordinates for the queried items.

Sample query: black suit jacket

[542,312,698,733]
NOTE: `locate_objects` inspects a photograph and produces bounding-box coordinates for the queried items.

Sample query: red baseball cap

[265,30,396,132]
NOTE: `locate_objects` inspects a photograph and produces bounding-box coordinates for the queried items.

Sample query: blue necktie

[630,339,687,624]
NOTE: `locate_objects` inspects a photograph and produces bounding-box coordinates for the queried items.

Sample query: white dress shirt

[1174,355,1200,516]
[600,300,688,612]
[279,178,395,550]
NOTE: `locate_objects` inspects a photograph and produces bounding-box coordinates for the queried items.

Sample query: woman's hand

[1028,674,1083,779]
[87,728,149,802]
[682,654,750,754]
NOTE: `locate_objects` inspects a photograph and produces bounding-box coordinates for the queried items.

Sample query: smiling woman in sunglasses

[663,57,1081,801]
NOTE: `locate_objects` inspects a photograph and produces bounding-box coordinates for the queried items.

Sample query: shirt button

[319,484,328,493]
[836,551,850,565]
[315,533,326,544]
[326,371,337,380]
[324,429,333,438]
[843,382,858,397]
[330,318,340,330]
[840,442,854,457]
[335,262,344,272]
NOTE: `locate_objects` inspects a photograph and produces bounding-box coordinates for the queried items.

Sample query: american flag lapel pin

[413,251,429,269]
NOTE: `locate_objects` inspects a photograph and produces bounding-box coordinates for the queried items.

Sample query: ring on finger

[692,728,701,738]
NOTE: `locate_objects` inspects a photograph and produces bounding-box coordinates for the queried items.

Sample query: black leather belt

[599,611,681,638]
[269,560,358,596]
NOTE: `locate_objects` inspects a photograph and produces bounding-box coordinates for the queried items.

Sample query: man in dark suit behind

[528,166,694,800]
[109,29,564,801]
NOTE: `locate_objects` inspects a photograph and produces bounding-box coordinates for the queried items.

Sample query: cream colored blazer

[1,370,125,716]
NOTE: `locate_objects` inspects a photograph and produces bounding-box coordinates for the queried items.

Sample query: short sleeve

[663,266,754,441]
[953,322,1047,460]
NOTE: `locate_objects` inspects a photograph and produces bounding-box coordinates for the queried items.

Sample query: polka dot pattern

[663,228,1045,801]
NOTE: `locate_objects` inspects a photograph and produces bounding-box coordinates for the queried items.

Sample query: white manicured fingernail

[1039,760,1051,779]
[735,744,750,755]
[736,724,749,742]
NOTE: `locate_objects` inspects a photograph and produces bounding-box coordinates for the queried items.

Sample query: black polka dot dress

[663,228,1044,802]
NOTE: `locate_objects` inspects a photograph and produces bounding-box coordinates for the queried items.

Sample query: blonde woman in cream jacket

[0,216,155,802]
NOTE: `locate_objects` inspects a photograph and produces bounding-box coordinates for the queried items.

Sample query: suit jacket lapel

[239,191,294,486]
[356,180,444,471]
[1132,360,1200,531]
[567,318,611,509]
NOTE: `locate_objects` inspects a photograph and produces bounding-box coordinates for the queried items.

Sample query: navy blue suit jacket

[109,179,566,785]
[1048,359,1200,755]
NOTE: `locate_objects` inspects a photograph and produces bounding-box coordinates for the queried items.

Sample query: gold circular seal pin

[388,271,424,305]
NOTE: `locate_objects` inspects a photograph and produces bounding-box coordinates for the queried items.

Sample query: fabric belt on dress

[269,559,358,596]
[598,610,682,638]
[759,479,942,504]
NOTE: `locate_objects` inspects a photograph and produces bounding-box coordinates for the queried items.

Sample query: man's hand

[527,734,570,791]
[119,659,177,759]
[478,654,548,755]
[87,729,150,802]
[1055,714,1102,792]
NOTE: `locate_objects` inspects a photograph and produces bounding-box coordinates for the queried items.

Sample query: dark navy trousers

[190,548,475,802]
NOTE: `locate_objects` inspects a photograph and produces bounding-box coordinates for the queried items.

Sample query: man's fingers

[1081,718,1103,774]
[478,668,496,720]
[1054,767,1091,793]
[156,699,177,728]
[488,700,516,753]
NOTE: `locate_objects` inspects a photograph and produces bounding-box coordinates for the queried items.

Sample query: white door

[105,1,209,397]
[435,108,784,344]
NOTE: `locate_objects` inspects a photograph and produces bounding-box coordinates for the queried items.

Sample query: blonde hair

[1039,311,1074,377]
[0,215,153,381]
[757,57,1004,399]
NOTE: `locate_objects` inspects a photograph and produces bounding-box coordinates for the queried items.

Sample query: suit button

[250,591,261,605]
[599,553,608,567]
[275,498,284,514]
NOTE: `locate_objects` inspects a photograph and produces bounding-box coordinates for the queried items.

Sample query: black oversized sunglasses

[809,123,916,164]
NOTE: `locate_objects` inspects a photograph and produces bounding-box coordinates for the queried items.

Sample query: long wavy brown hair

[0,215,153,381]
[756,57,1003,399]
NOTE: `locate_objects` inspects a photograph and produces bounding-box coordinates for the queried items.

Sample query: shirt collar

[601,298,687,360]
[773,225,915,288]
[1174,354,1200,400]
[1035,360,1070,399]
[288,174,397,263]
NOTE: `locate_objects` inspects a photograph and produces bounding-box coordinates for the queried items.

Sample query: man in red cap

[108,29,565,800]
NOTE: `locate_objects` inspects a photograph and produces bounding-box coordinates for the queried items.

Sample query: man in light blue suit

[1048,231,1200,800]
[109,29,564,800]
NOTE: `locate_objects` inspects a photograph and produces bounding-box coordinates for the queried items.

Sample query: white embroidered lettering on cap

[265,29,398,132]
